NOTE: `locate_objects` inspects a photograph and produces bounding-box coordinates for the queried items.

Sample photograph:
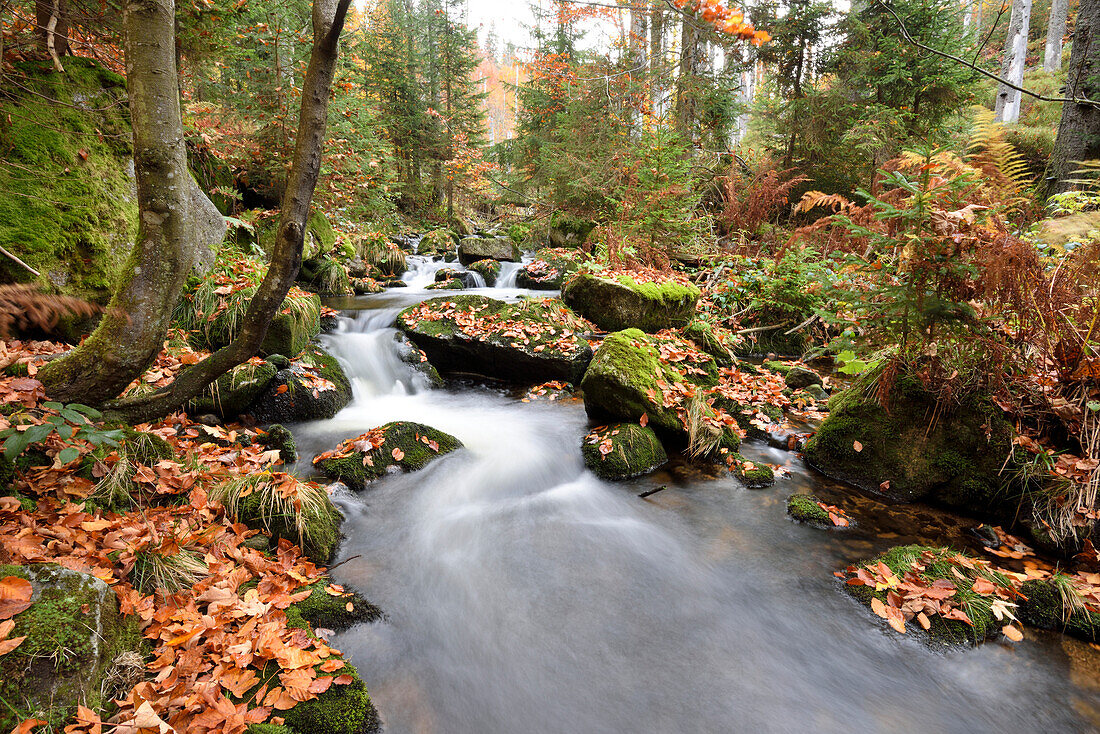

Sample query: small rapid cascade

[496,260,523,288]
[291,293,1100,734]
[401,255,451,289]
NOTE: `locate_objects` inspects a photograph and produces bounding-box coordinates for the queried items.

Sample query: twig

[783,313,818,335]
[736,324,784,334]
[0,244,40,276]
[638,485,667,498]
[324,554,362,572]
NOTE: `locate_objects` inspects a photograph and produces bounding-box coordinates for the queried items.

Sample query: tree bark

[1044,0,1070,72]
[1046,0,1100,195]
[629,1,648,131]
[35,0,68,69]
[96,0,353,422]
[995,0,1033,123]
[649,2,664,115]
[40,0,205,404]
[676,16,706,138]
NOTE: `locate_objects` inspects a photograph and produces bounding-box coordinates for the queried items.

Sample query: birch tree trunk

[1046,0,1100,195]
[1044,0,1070,72]
[995,0,1033,123]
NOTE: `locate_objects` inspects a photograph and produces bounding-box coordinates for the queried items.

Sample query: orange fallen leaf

[1002,624,1023,641]
[916,612,931,630]
[391,448,405,461]
[275,384,289,394]
[0,576,34,620]
[853,440,863,452]
[639,413,648,427]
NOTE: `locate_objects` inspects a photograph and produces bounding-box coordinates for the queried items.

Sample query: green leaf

[57,447,79,465]
[59,408,89,425]
[41,401,63,411]
[3,432,32,458]
[56,424,75,440]
[67,404,103,419]
[1088,401,1100,412]
[24,424,54,445]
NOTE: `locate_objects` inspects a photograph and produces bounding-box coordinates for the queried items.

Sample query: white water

[399,254,531,292]
[292,297,1100,734]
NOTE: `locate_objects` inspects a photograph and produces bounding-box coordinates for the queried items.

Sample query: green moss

[249,347,352,424]
[562,273,699,333]
[258,424,297,464]
[246,725,294,734]
[189,361,278,418]
[682,320,736,367]
[237,483,342,564]
[1017,578,1100,642]
[786,493,831,525]
[292,580,382,631]
[299,258,352,296]
[0,58,138,301]
[467,258,500,285]
[417,228,456,257]
[279,664,380,734]
[315,421,462,491]
[735,460,774,488]
[615,275,699,304]
[582,423,668,481]
[426,278,466,290]
[763,360,791,375]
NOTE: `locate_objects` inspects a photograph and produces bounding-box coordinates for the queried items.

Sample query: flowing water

[294,284,1100,734]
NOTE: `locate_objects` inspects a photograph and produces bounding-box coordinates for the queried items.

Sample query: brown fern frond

[0,284,103,338]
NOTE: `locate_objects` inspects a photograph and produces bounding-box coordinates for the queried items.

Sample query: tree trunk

[629,1,647,131]
[1044,0,1070,72]
[649,2,664,115]
[35,0,68,70]
[995,0,1033,123]
[676,16,706,138]
[1046,0,1100,195]
[40,0,209,404]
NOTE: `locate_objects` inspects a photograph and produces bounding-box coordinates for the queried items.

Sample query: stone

[188,360,278,419]
[562,273,699,333]
[582,423,667,480]
[314,421,463,491]
[249,346,353,423]
[458,236,520,265]
[785,365,823,389]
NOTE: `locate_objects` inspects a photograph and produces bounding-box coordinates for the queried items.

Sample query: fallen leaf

[1002,624,1023,642]
[391,448,404,461]
[853,441,863,452]
[0,576,34,620]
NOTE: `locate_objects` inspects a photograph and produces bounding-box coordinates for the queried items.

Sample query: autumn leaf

[11,719,49,734]
[0,576,34,620]
[853,440,863,452]
[1002,624,1023,641]
[639,413,648,427]
[916,612,931,630]
[391,447,405,461]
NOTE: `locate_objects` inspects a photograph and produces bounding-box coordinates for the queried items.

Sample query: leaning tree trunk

[35,0,68,71]
[96,0,353,422]
[994,0,1033,123]
[1046,0,1100,195]
[40,0,207,404]
[1044,0,1070,72]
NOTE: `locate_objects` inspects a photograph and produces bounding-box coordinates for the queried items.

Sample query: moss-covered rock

[350,277,384,295]
[298,258,352,296]
[562,273,699,333]
[188,360,278,419]
[580,329,738,455]
[291,579,382,632]
[0,58,138,301]
[417,228,456,257]
[457,235,520,265]
[0,564,143,731]
[234,480,343,563]
[843,545,1002,647]
[547,212,595,248]
[279,663,381,734]
[396,295,593,384]
[392,332,443,387]
[516,249,582,290]
[734,459,774,488]
[314,421,462,491]
[786,493,832,526]
[258,209,336,261]
[426,277,466,290]
[258,423,298,464]
[682,320,737,368]
[582,423,667,481]
[784,365,822,389]
[803,373,1015,516]
[467,258,500,286]
[249,347,353,423]
[1017,578,1100,642]
[189,285,321,358]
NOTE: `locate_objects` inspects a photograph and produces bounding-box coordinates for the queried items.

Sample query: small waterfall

[402,256,452,289]
[496,261,523,288]
[320,312,432,399]
[467,270,487,288]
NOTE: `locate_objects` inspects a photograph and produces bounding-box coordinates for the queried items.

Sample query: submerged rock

[396,295,593,384]
[582,423,668,481]
[0,564,143,731]
[562,273,699,333]
[803,372,1015,515]
[313,421,463,491]
[249,346,353,423]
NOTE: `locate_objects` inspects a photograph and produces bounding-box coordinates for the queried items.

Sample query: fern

[966,106,1032,190]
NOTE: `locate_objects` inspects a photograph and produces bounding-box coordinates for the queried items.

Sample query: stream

[294,274,1100,734]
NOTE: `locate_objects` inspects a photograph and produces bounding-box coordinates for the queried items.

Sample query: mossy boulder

[393,332,443,387]
[1017,578,1100,642]
[562,273,699,333]
[258,423,298,464]
[258,209,336,261]
[457,235,520,265]
[803,374,1015,515]
[314,421,462,491]
[417,228,456,257]
[582,423,668,481]
[0,58,139,301]
[234,482,343,563]
[350,277,384,295]
[682,320,736,368]
[191,287,321,358]
[249,347,353,423]
[786,493,832,526]
[467,258,501,286]
[785,365,823,389]
[516,249,581,290]
[298,258,352,296]
[290,579,382,632]
[426,278,466,290]
[580,329,738,455]
[396,295,594,384]
[188,360,278,419]
[0,564,143,731]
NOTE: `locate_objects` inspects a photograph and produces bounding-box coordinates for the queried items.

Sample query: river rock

[785,365,823,389]
[396,295,593,384]
[562,273,699,333]
[1017,579,1100,642]
[803,373,1015,514]
[582,423,667,480]
[458,235,520,265]
[467,258,500,286]
[580,329,740,455]
[249,346,353,423]
[187,359,278,419]
[393,332,443,387]
[313,421,463,491]
[0,564,143,732]
[417,229,457,257]
[682,320,737,368]
[516,249,580,290]
[786,494,838,527]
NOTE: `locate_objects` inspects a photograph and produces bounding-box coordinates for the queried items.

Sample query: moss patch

[249,347,353,424]
[1017,578,1100,642]
[188,360,278,419]
[562,273,699,332]
[279,663,381,734]
[582,423,667,481]
[292,579,382,632]
[314,421,463,491]
[786,493,831,525]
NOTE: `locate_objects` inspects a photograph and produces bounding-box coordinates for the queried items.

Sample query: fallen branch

[784,313,818,336]
[0,244,40,276]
